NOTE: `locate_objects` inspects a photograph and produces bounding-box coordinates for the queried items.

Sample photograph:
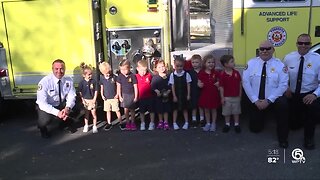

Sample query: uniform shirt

[36,74,76,116]
[220,69,241,97]
[168,70,192,85]
[151,74,170,92]
[99,74,117,99]
[136,72,153,99]
[242,57,288,103]
[283,51,320,96]
[78,79,98,99]
[116,72,137,94]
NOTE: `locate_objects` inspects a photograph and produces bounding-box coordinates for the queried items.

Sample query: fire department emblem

[267,26,287,47]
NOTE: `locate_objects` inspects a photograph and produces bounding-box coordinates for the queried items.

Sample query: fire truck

[1,0,320,114]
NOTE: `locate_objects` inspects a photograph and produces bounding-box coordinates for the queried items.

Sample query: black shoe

[235,125,241,133]
[119,123,126,130]
[40,127,50,139]
[222,125,230,133]
[191,121,198,128]
[279,141,288,149]
[304,139,315,150]
[104,123,113,131]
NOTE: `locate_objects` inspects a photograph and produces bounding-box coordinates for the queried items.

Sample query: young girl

[78,63,98,133]
[116,60,138,130]
[198,55,221,132]
[151,60,172,130]
[169,55,192,130]
[99,62,124,131]
[188,54,204,128]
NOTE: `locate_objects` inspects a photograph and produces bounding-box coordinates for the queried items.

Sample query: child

[116,60,138,130]
[198,55,221,132]
[151,60,172,130]
[99,62,124,131]
[188,54,204,128]
[169,55,192,130]
[78,63,98,133]
[219,55,242,133]
[135,60,156,131]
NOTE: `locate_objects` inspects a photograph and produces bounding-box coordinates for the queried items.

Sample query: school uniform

[136,72,154,113]
[117,72,137,109]
[198,69,220,109]
[99,74,120,112]
[78,78,98,110]
[188,69,201,109]
[284,51,320,147]
[151,74,172,113]
[168,70,192,111]
[242,57,289,144]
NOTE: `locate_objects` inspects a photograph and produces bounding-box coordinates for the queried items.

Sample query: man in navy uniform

[36,59,77,138]
[243,40,289,148]
[284,33,320,150]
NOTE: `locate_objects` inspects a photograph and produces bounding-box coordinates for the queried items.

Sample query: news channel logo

[291,148,306,164]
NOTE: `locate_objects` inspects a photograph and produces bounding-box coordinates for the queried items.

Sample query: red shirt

[219,69,241,97]
[136,72,153,99]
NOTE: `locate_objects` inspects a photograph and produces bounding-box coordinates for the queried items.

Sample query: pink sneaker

[125,122,131,130]
[157,121,164,129]
[130,122,137,131]
[163,122,170,130]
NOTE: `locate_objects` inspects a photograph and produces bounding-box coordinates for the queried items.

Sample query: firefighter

[242,40,289,148]
[284,33,320,150]
[36,59,77,138]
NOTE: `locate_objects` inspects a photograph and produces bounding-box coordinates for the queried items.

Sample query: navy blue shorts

[138,97,154,113]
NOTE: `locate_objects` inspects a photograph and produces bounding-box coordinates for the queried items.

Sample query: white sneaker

[182,122,189,130]
[210,123,216,132]
[173,123,180,130]
[83,125,88,133]
[92,126,98,133]
[203,123,211,132]
[140,122,146,131]
[148,122,155,131]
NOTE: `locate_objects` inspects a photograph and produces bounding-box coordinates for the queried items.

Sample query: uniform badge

[271,68,275,73]
[66,82,70,88]
[90,84,94,89]
[128,77,132,83]
[282,66,288,73]
[244,64,248,70]
[38,84,42,91]
[162,75,167,79]
[307,63,312,68]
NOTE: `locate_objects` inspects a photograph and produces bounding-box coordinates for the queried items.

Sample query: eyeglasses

[259,47,272,51]
[297,41,311,45]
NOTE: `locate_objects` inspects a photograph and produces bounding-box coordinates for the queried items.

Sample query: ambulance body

[233,0,320,66]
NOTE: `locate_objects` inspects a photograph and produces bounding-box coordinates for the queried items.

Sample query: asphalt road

[0,101,320,180]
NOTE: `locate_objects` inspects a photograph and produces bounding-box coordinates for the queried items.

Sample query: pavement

[0,101,320,180]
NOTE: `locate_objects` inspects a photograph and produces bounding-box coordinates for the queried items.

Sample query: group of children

[77,54,242,134]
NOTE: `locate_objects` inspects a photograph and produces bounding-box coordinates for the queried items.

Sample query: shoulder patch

[38,84,42,91]
[282,66,288,73]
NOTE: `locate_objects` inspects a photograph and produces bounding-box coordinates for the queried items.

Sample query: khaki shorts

[104,99,120,112]
[83,99,97,110]
[222,97,241,116]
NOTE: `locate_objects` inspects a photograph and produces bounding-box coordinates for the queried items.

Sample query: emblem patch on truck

[267,26,287,47]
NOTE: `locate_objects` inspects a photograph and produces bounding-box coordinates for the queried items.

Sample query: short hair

[137,60,148,68]
[52,59,65,65]
[191,54,202,61]
[297,33,311,40]
[220,55,234,66]
[99,61,112,74]
[203,54,215,65]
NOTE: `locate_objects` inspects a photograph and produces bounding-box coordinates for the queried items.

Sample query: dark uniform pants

[37,104,73,129]
[289,92,319,140]
[249,96,289,142]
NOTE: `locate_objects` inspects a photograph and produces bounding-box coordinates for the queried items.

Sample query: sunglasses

[297,41,311,45]
[259,47,272,51]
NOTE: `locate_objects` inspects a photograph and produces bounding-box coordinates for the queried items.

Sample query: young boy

[219,55,242,133]
[99,62,125,130]
[135,60,156,130]
[188,54,204,128]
